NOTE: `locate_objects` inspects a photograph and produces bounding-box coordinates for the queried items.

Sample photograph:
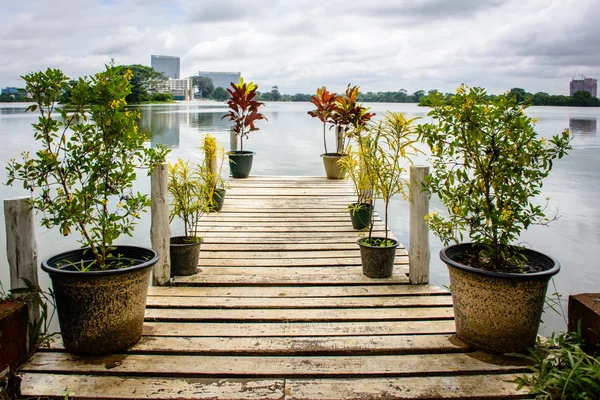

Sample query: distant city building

[151,55,180,79]
[197,71,241,89]
[155,79,193,101]
[569,77,597,97]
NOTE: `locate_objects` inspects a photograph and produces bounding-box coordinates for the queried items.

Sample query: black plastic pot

[357,237,399,278]
[41,246,159,355]
[440,243,560,354]
[209,188,226,212]
[170,236,202,276]
[349,203,372,230]
[228,151,255,178]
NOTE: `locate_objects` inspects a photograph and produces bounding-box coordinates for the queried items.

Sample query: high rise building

[569,77,597,97]
[151,55,180,79]
[197,71,241,89]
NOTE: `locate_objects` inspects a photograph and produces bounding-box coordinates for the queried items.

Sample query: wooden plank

[201,216,353,222]
[147,284,448,298]
[191,266,408,275]
[18,374,285,400]
[145,296,452,308]
[199,237,390,244]
[196,226,386,233]
[142,320,456,336]
[144,307,454,322]
[173,272,409,286]
[199,249,408,259]
[199,243,403,251]
[45,334,471,355]
[196,221,387,228]
[21,352,529,377]
[196,257,408,267]
[287,375,530,399]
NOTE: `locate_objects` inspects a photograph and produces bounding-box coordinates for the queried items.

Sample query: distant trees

[192,76,214,98]
[212,87,229,101]
[0,88,29,102]
[119,64,166,103]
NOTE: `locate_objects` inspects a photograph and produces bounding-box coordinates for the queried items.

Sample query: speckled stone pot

[321,153,346,180]
[41,246,159,355]
[357,238,399,278]
[441,243,560,354]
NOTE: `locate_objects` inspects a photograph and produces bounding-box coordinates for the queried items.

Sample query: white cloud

[1,0,598,96]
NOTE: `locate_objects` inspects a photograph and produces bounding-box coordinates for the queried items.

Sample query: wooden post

[409,166,430,284]
[4,196,40,327]
[151,163,171,286]
[335,126,344,154]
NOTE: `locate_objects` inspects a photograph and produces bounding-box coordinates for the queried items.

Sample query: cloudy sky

[1,0,599,95]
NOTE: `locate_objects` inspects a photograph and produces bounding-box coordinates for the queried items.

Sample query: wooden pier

[17,176,530,399]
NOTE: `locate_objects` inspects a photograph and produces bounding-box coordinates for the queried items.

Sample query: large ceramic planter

[170,236,202,276]
[41,246,159,355]
[228,151,255,178]
[349,203,372,230]
[357,237,399,278]
[209,188,226,212]
[321,153,346,179]
[440,243,560,354]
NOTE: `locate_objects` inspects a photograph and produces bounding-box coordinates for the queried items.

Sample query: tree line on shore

[2,64,599,107]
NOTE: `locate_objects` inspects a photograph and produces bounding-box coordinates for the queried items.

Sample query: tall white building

[155,79,193,101]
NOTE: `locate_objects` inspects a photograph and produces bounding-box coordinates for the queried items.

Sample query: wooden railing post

[409,166,430,284]
[151,163,171,286]
[4,196,40,327]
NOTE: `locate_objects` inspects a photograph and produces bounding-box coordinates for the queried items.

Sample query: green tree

[212,87,230,101]
[192,76,214,98]
[271,86,282,101]
[507,87,528,104]
[571,90,600,107]
[119,64,165,104]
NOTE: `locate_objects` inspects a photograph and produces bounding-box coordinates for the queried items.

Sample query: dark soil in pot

[349,203,372,230]
[170,236,202,276]
[441,243,560,354]
[41,246,159,355]
[357,237,399,278]
[228,151,255,178]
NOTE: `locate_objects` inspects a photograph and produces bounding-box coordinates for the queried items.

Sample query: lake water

[1,101,599,335]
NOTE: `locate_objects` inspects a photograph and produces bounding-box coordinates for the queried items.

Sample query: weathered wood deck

[18,176,530,399]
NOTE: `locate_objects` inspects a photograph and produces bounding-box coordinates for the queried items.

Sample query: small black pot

[209,188,226,212]
[170,236,202,276]
[349,203,372,230]
[228,151,255,178]
[41,246,159,355]
[357,237,399,278]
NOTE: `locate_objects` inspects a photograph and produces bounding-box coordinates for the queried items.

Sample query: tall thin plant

[222,78,267,152]
[168,159,207,241]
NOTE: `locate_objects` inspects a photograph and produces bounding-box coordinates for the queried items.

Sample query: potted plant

[418,85,571,354]
[338,141,375,230]
[332,84,376,152]
[168,158,207,276]
[356,112,419,278]
[6,64,169,355]
[201,133,229,212]
[308,86,342,179]
[222,77,267,178]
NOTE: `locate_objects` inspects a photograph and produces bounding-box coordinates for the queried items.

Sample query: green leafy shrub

[6,63,169,269]
[418,85,571,271]
[515,331,600,399]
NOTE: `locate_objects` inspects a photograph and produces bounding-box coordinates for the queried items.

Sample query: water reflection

[569,117,597,135]
[189,112,225,130]
[0,107,28,115]
[139,108,185,148]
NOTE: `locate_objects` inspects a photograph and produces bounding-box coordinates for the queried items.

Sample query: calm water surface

[1,101,599,334]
